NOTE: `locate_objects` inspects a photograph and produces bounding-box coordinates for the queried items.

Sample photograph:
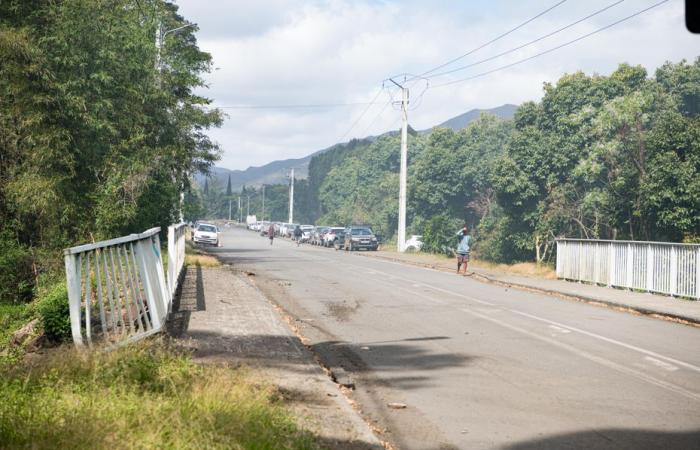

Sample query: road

[211,227,700,450]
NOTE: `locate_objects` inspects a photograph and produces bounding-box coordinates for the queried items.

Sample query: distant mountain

[198,104,517,190]
[431,104,518,131]
[195,152,320,191]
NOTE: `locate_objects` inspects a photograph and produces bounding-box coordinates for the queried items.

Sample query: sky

[173,0,698,171]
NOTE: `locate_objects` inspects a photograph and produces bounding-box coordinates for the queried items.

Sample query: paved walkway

[358,250,700,325]
[167,264,383,450]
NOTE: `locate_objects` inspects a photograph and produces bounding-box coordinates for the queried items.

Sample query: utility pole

[288,168,295,223]
[238,196,242,223]
[262,185,265,222]
[155,21,195,221]
[389,78,409,252]
[246,195,250,217]
[228,198,232,221]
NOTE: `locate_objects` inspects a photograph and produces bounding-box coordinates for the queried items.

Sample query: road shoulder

[167,264,384,450]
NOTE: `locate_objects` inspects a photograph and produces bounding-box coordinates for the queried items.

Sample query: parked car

[324,227,345,247]
[333,229,347,250]
[193,223,219,246]
[312,226,330,245]
[344,227,378,251]
[300,225,314,241]
[259,221,272,236]
[405,235,423,252]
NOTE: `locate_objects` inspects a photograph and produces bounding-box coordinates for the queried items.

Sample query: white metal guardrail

[556,238,700,299]
[167,223,186,301]
[64,227,180,348]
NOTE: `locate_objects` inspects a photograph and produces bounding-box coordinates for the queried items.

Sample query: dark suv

[344,227,378,251]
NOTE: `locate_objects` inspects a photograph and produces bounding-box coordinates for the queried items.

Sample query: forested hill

[428,104,518,132]
[197,60,700,266]
[199,104,517,190]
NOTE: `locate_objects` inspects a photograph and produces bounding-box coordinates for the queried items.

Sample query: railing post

[696,247,700,300]
[134,238,163,330]
[646,244,654,292]
[609,242,616,287]
[151,233,171,321]
[670,245,678,296]
[626,243,633,289]
[64,252,84,347]
[167,225,176,297]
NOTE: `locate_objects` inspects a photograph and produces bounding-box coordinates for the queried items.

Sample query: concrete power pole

[228,198,232,221]
[262,185,265,222]
[389,78,409,252]
[238,196,242,223]
[288,168,295,223]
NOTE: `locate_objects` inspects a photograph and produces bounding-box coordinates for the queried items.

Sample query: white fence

[556,239,700,299]
[167,223,187,301]
[64,225,186,348]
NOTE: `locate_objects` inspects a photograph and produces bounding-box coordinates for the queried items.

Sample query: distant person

[294,225,302,246]
[456,224,472,275]
[268,223,275,245]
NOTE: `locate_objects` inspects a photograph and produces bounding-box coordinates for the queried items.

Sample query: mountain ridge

[198,103,517,190]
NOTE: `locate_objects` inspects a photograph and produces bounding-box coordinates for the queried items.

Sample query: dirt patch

[324,299,361,322]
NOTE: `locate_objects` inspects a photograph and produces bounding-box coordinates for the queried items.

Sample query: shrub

[421,214,462,255]
[0,231,34,304]
[36,282,71,343]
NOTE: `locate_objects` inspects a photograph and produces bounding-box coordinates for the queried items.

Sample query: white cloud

[175,0,699,170]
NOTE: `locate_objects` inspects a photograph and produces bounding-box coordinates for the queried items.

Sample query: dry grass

[377,248,556,279]
[185,254,221,268]
[471,260,556,279]
[184,238,221,267]
[0,338,318,450]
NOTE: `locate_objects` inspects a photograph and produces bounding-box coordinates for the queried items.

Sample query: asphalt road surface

[211,227,700,450]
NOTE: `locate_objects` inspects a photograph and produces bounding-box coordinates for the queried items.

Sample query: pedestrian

[456,224,472,275]
[293,225,302,246]
[268,223,275,245]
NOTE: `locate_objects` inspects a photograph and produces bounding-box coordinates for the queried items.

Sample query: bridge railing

[167,223,187,302]
[64,226,182,348]
[556,238,700,299]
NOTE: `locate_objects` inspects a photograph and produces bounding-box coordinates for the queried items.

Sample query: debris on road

[387,402,407,409]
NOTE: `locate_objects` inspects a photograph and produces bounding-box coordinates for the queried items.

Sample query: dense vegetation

[202,60,699,264]
[0,0,220,308]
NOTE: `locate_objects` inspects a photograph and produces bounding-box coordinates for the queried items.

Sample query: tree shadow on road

[501,428,700,450]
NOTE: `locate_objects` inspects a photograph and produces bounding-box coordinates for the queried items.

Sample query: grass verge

[185,240,221,268]
[377,247,556,279]
[0,338,318,450]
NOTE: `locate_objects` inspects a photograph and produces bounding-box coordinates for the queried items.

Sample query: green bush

[421,214,462,255]
[36,282,71,343]
[0,231,34,304]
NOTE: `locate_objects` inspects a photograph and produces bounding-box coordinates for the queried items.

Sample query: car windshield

[198,225,216,232]
[351,228,372,236]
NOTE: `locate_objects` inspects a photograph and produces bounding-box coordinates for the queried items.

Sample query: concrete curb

[352,251,700,328]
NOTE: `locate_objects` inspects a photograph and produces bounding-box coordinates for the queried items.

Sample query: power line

[360,97,394,137]
[211,101,375,109]
[431,0,669,89]
[427,0,625,80]
[339,87,386,140]
[415,0,569,78]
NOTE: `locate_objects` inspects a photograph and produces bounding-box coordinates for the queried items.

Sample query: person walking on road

[456,224,472,275]
[268,223,275,245]
[294,225,303,247]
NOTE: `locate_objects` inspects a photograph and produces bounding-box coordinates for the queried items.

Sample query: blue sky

[174,0,698,171]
